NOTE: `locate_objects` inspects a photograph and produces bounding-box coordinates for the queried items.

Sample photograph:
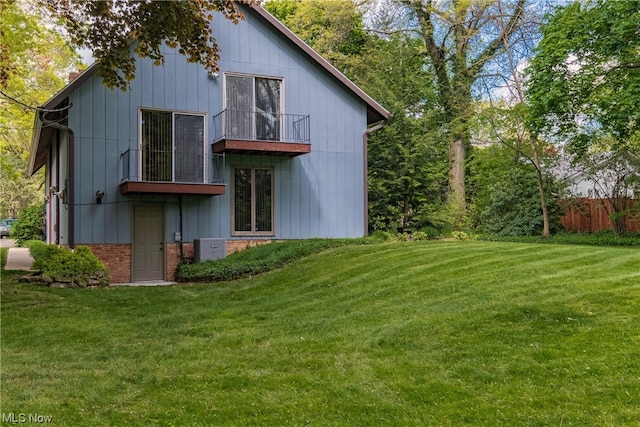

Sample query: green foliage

[264,0,367,70]
[40,0,243,90]
[526,0,640,154]
[352,35,448,233]
[367,112,449,233]
[480,166,563,236]
[411,231,429,241]
[449,230,476,241]
[468,144,520,228]
[11,201,45,245]
[23,239,51,260]
[177,238,377,282]
[0,246,7,269]
[0,0,39,89]
[25,240,109,286]
[0,1,79,219]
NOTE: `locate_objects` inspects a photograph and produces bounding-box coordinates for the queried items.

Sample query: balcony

[119,149,226,196]
[212,109,311,157]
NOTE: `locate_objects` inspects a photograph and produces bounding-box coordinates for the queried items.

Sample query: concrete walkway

[112,281,177,287]
[4,247,35,271]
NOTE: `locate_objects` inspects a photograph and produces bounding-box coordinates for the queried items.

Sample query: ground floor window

[233,167,273,235]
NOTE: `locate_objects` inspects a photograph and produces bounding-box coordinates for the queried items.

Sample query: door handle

[159,241,164,251]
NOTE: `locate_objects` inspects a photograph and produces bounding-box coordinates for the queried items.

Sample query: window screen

[141,110,205,183]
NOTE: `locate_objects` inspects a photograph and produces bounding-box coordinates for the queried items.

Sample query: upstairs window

[225,74,282,141]
[140,110,205,183]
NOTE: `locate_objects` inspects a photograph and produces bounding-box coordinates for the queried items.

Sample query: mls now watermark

[2,413,53,424]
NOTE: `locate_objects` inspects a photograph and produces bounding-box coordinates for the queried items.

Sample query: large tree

[397,0,529,225]
[469,105,564,237]
[473,10,555,238]
[526,0,640,155]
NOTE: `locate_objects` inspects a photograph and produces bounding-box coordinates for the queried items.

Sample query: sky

[78,48,94,66]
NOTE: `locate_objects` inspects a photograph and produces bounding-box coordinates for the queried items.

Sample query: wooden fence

[560,198,640,233]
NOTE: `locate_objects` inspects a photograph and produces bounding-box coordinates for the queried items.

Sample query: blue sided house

[29,4,390,283]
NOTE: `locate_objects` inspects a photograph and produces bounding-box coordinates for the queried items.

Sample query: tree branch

[402,0,453,113]
[467,0,526,79]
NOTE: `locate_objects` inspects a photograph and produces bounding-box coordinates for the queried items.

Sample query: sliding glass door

[225,74,282,141]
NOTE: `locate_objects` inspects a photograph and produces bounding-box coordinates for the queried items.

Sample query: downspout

[40,111,75,250]
[363,121,387,236]
[178,195,184,260]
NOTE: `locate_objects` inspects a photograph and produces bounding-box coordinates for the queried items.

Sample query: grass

[1,240,639,425]
[0,247,7,269]
[177,237,378,282]
[480,231,640,247]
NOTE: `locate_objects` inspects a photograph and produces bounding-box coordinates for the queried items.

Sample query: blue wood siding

[69,8,369,245]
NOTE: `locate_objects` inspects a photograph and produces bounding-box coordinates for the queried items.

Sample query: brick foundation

[165,242,194,282]
[87,240,271,284]
[227,239,273,255]
[86,244,131,284]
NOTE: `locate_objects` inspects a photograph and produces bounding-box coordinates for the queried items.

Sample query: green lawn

[1,241,639,426]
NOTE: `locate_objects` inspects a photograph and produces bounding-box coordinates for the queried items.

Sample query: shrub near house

[11,202,45,245]
[24,241,109,287]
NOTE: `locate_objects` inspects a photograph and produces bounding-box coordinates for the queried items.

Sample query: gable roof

[37,5,390,121]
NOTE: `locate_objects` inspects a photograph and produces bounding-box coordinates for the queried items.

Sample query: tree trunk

[613,216,627,236]
[450,137,466,227]
[531,147,550,238]
[402,193,410,232]
[610,197,629,236]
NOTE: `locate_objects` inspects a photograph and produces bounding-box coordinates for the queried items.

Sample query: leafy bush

[12,202,45,245]
[411,231,429,241]
[480,167,563,236]
[24,241,109,286]
[177,238,376,283]
[23,240,51,259]
[420,226,441,239]
[448,230,476,241]
[369,230,394,241]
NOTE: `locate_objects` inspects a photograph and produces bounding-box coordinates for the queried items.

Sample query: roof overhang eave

[28,63,98,175]
[28,113,44,176]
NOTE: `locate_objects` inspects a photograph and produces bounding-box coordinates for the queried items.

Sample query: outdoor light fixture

[96,190,105,204]
[49,186,58,196]
[49,186,66,202]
